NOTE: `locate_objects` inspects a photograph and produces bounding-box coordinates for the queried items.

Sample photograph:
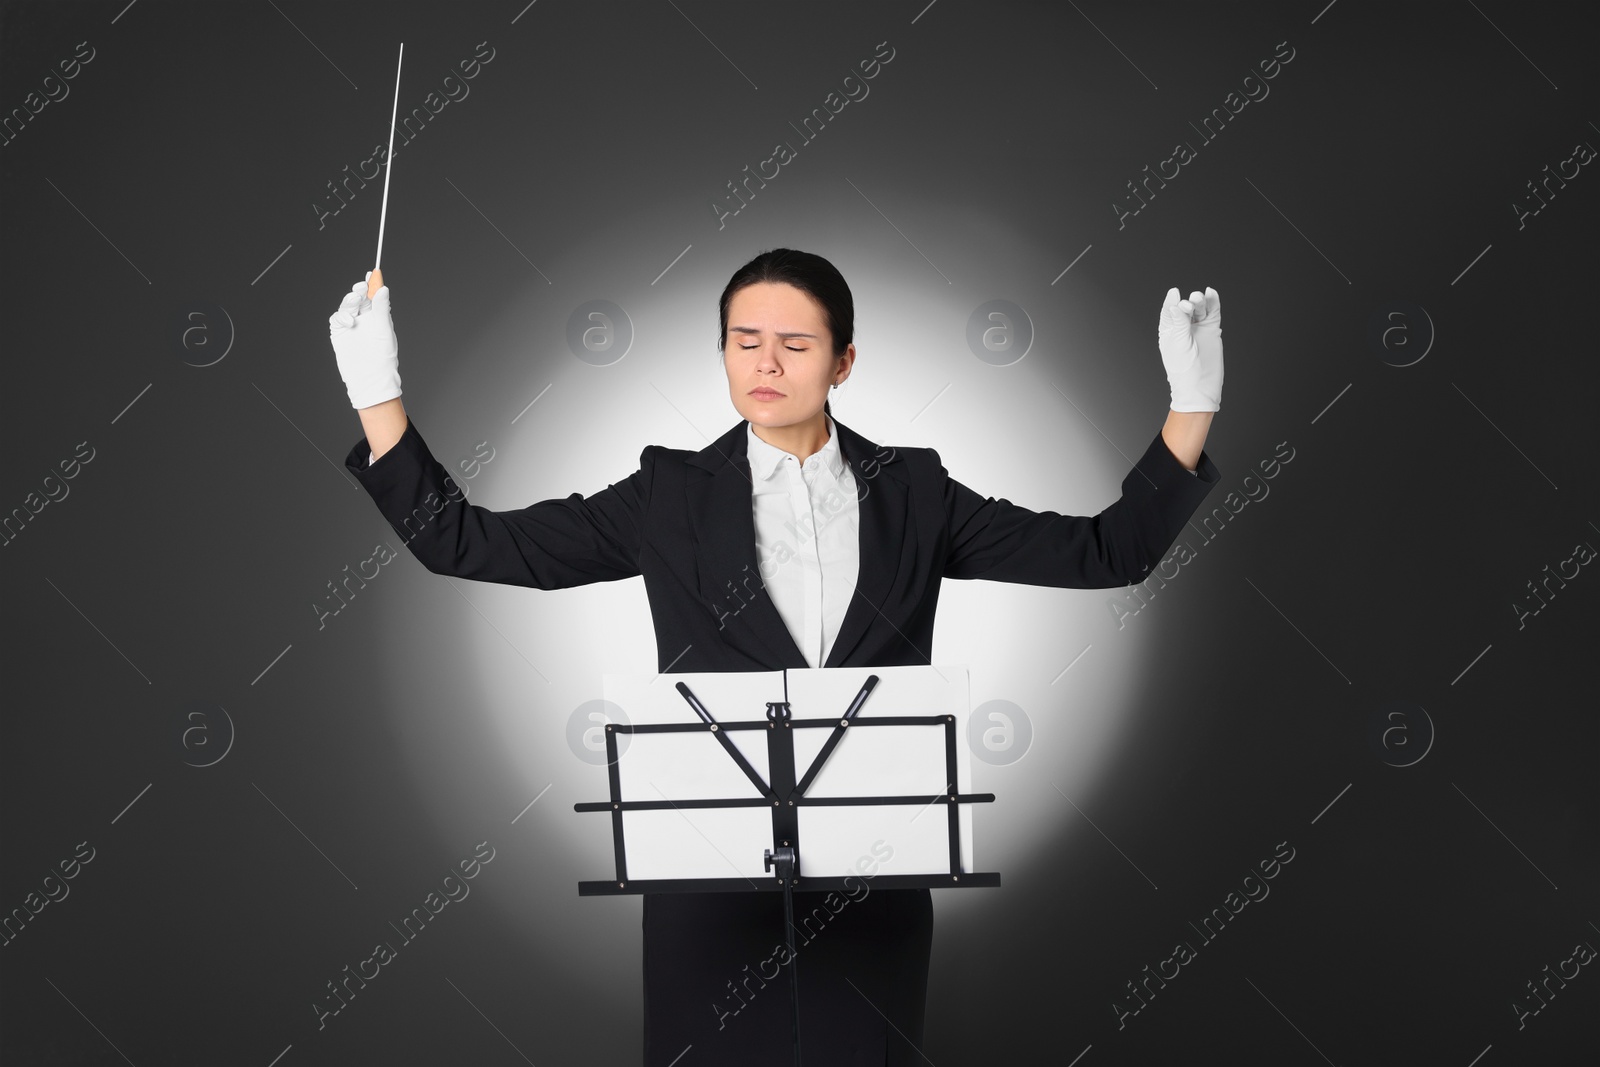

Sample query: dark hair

[718,248,853,418]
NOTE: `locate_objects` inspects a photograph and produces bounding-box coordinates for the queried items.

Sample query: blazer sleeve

[939,429,1219,588]
[345,419,651,589]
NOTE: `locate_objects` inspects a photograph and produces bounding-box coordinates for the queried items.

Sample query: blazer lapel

[824,417,910,667]
[687,421,810,669]
[685,417,910,671]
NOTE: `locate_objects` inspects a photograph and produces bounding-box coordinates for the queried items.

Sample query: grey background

[2,0,1596,1064]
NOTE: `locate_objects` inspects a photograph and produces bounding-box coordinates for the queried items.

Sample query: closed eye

[738,344,807,352]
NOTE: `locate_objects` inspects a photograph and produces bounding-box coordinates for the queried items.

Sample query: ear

[834,342,856,383]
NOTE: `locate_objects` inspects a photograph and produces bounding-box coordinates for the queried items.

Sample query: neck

[752,412,831,464]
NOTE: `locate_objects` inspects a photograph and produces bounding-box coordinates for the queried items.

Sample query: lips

[749,388,784,398]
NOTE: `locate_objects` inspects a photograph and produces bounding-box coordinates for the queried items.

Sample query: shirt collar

[746,414,846,482]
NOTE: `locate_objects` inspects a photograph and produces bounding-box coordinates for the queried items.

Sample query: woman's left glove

[1157,286,1223,412]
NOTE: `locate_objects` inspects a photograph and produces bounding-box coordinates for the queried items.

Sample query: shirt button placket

[794,459,824,667]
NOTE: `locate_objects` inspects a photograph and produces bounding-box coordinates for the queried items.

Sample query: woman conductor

[328,248,1223,1065]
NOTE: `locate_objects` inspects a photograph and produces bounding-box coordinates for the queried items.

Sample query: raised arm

[328,270,650,589]
[1161,409,1214,471]
[938,421,1218,588]
[342,419,652,589]
[1157,284,1223,468]
[942,285,1224,587]
[359,396,409,462]
[328,268,408,462]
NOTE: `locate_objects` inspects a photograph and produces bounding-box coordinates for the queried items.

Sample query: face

[724,281,854,432]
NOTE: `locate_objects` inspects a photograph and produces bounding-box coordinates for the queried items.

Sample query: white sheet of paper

[602,665,974,882]
[789,665,974,879]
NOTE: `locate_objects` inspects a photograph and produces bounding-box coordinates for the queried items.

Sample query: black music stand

[575,665,1001,1067]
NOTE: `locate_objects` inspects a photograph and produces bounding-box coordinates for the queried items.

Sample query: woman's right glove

[329,271,402,409]
[1157,286,1223,412]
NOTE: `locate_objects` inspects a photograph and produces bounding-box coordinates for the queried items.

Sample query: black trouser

[642,887,933,1066]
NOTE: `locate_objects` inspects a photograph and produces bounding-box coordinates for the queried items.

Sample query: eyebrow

[729,326,818,339]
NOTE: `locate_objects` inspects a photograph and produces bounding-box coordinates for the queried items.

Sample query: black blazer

[345,415,1219,673]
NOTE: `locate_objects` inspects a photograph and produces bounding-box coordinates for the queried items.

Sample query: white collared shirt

[744,415,860,668]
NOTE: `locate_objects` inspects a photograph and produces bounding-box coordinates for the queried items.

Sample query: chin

[736,401,778,422]
[733,396,819,427]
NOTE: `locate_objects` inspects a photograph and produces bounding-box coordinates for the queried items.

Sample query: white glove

[329,271,402,410]
[1158,286,1223,412]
